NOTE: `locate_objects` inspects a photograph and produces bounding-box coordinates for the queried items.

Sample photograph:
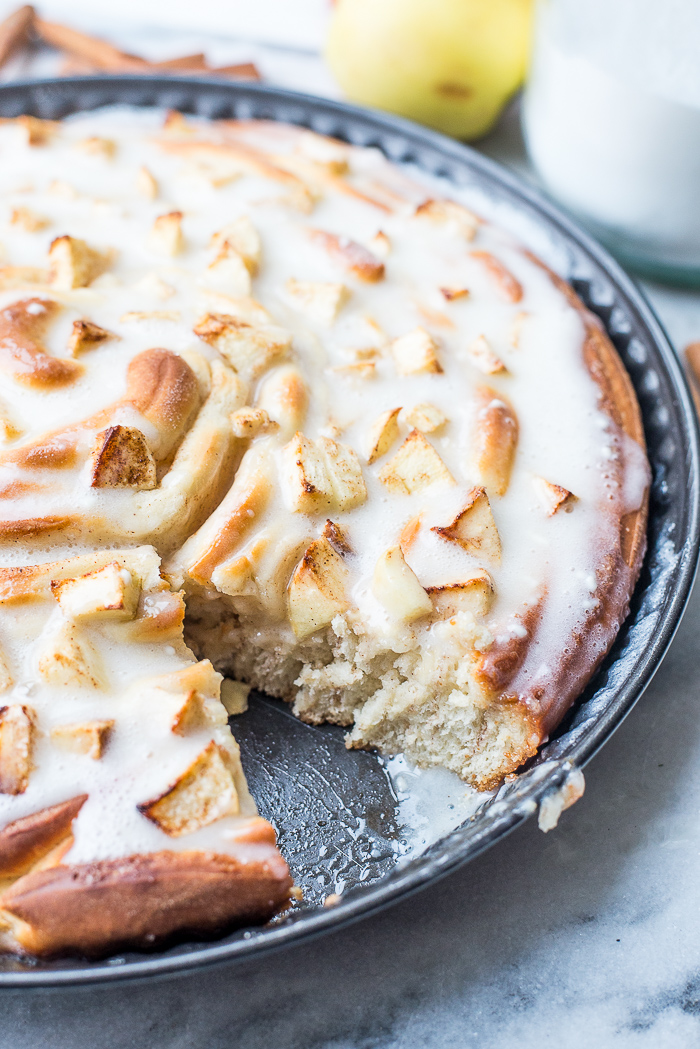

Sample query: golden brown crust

[470,386,518,496]
[308,229,385,282]
[0,298,82,388]
[0,515,77,540]
[0,348,199,472]
[123,349,202,458]
[470,251,523,303]
[0,795,87,880]
[477,262,648,758]
[187,468,272,584]
[0,844,292,957]
[0,116,652,958]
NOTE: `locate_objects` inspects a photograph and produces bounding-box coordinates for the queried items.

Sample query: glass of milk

[522,0,700,286]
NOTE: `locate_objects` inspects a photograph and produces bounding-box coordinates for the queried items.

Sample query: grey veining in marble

[2,24,700,1049]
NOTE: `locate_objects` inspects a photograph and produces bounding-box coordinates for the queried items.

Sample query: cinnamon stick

[153,53,208,71]
[38,16,262,82]
[0,5,34,70]
[36,18,149,71]
[211,62,261,80]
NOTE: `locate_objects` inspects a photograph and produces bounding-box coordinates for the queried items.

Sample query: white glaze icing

[0,108,649,873]
[0,548,258,865]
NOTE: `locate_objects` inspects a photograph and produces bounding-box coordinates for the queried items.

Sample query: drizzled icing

[0,107,649,880]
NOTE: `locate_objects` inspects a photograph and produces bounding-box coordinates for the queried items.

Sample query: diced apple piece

[403,402,447,434]
[136,165,158,199]
[333,361,376,380]
[163,109,192,134]
[366,407,401,464]
[230,406,274,439]
[255,365,309,440]
[321,436,367,511]
[171,690,226,735]
[287,536,349,639]
[78,136,115,158]
[210,553,257,599]
[286,278,349,325]
[49,235,111,289]
[372,546,432,622]
[202,249,251,296]
[138,741,240,836]
[50,719,113,760]
[281,432,331,514]
[297,130,350,174]
[432,486,501,562]
[466,334,506,375]
[534,477,577,515]
[322,518,353,556]
[155,659,222,700]
[18,115,56,146]
[89,425,157,490]
[148,211,184,256]
[282,433,366,513]
[391,328,442,376]
[125,590,185,643]
[48,179,78,199]
[378,429,454,495]
[37,622,104,690]
[50,562,141,621]
[415,198,479,239]
[308,229,384,282]
[137,272,174,300]
[11,207,49,232]
[370,230,391,257]
[427,572,494,619]
[471,387,518,496]
[68,319,115,356]
[0,705,34,795]
[220,679,251,716]
[210,215,261,274]
[194,312,291,382]
[440,286,470,302]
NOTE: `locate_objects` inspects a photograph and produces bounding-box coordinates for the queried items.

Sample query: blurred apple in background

[326,0,532,141]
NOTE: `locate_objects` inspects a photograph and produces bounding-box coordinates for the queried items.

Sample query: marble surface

[2,12,700,1048]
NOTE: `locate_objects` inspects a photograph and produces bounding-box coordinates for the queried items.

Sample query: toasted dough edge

[0,794,87,880]
[477,254,649,760]
[0,841,292,957]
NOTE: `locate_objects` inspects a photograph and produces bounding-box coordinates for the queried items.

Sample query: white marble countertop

[2,11,700,1048]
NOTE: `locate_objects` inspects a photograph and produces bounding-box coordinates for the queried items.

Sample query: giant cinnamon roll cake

[0,108,648,957]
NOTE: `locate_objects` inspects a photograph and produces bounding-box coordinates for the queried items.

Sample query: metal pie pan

[0,76,697,987]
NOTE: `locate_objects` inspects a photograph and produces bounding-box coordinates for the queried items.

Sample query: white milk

[522,0,700,276]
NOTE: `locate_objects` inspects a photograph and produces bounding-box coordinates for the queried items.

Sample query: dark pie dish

[0,75,697,986]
